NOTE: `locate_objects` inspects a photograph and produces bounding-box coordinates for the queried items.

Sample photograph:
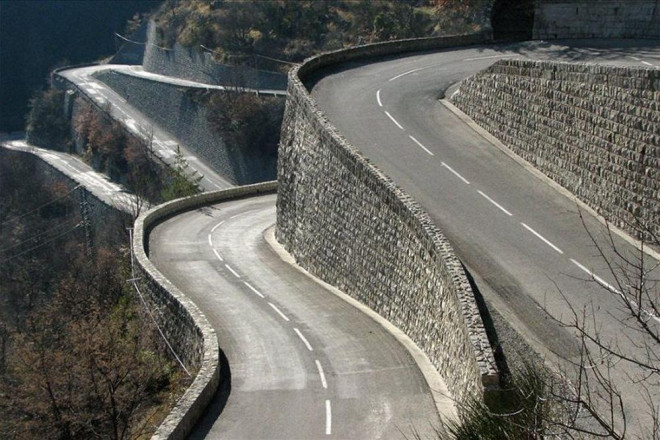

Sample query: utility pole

[79,188,92,256]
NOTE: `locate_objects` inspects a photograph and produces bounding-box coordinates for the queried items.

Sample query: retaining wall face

[533,1,660,40]
[452,59,660,241]
[143,21,287,90]
[277,33,498,405]
[93,70,278,185]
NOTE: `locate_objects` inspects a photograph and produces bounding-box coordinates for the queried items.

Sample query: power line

[126,228,191,377]
[0,223,82,264]
[0,185,81,226]
[0,217,80,254]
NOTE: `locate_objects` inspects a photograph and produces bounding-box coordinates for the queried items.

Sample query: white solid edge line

[243,281,265,298]
[212,249,224,262]
[570,259,620,294]
[325,400,332,435]
[521,222,563,254]
[210,220,225,233]
[388,67,422,81]
[376,89,383,107]
[441,162,470,184]
[409,135,435,156]
[225,263,241,278]
[294,328,314,351]
[315,360,328,389]
[477,190,513,216]
[570,259,660,323]
[268,302,290,322]
[384,111,404,130]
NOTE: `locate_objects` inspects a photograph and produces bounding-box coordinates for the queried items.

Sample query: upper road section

[310,39,660,428]
[57,65,235,191]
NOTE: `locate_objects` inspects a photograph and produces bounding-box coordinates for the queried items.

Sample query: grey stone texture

[452,59,660,241]
[0,146,130,247]
[133,181,277,440]
[534,0,660,40]
[143,21,287,90]
[276,32,498,407]
[93,69,278,185]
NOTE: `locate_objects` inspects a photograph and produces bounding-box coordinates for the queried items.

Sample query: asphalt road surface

[1,139,137,212]
[310,39,660,431]
[58,65,234,191]
[149,194,443,439]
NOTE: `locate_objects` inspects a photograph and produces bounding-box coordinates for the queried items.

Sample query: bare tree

[547,213,660,439]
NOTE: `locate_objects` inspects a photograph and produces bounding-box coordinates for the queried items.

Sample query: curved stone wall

[452,59,660,242]
[276,33,498,406]
[134,181,277,439]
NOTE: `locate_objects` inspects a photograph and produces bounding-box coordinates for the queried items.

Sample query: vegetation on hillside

[25,89,71,151]
[0,154,188,439]
[205,91,284,158]
[154,0,494,68]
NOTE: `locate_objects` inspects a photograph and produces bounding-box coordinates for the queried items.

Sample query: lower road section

[148,194,441,439]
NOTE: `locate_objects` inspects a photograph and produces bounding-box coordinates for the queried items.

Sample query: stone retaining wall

[452,59,660,241]
[0,146,129,247]
[143,21,287,90]
[93,69,278,184]
[134,181,277,439]
[533,0,660,40]
[276,33,498,406]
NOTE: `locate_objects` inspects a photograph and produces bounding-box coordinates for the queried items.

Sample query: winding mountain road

[310,39,660,430]
[148,195,444,439]
[51,38,660,437]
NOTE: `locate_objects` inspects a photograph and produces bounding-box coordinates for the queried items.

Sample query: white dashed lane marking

[294,328,313,351]
[225,263,241,278]
[325,400,332,435]
[315,360,328,389]
[477,190,513,216]
[243,281,265,298]
[521,222,563,254]
[268,302,290,322]
[441,162,470,184]
[384,111,404,130]
[409,135,434,156]
[388,67,422,82]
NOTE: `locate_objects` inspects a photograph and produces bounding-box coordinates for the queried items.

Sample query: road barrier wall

[453,59,660,241]
[93,69,278,185]
[134,181,277,439]
[143,21,287,90]
[533,0,660,40]
[0,145,130,247]
[276,33,498,406]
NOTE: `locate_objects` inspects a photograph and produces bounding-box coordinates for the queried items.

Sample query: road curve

[58,65,234,191]
[310,39,660,428]
[148,194,442,439]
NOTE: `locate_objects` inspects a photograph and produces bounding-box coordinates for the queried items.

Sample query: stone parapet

[134,181,276,439]
[453,59,660,242]
[276,32,498,406]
